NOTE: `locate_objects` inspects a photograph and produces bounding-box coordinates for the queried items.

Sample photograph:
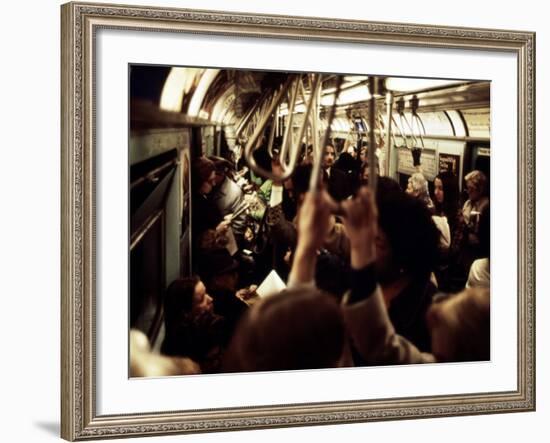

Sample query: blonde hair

[464,170,488,195]
[427,288,490,362]
[129,329,201,377]
[409,172,434,209]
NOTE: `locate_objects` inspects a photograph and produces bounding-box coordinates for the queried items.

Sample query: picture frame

[61,1,536,440]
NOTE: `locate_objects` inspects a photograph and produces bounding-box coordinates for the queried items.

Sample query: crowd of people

[130,140,490,377]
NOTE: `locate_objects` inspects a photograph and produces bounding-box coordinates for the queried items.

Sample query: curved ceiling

[140,67,490,138]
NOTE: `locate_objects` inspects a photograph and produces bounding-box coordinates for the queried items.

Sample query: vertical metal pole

[385,91,394,177]
[368,78,377,193]
[309,76,343,193]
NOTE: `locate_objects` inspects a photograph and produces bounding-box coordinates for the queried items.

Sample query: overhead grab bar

[279,77,301,171]
[266,111,277,159]
[261,73,322,180]
[397,97,417,148]
[410,95,426,149]
[298,75,321,162]
[235,89,271,140]
[390,98,408,150]
[280,74,322,176]
[244,77,298,182]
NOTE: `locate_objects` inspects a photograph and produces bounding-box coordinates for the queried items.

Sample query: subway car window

[129,67,491,377]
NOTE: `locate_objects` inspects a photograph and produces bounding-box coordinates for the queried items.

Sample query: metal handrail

[279,77,300,171]
[234,89,271,140]
[243,77,295,181]
[244,74,326,183]
[279,74,322,177]
[410,95,426,149]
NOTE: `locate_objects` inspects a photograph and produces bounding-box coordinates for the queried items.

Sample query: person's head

[346,145,357,158]
[427,287,490,362]
[224,287,345,372]
[164,277,214,325]
[292,163,313,206]
[334,152,357,172]
[130,329,201,377]
[323,143,336,168]
[360,161,380,185]
[192,157,217,195]
[464,170,488,203]
[432,171,459,218]
[406,172,428,198]
[359,143,368,164]
[208,155,233,186]
[315,250,350,300]
[375,178,440,284]
[433,177,445,204]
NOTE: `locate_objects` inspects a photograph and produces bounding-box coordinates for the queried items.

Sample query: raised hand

[340,186,378,269]
[289,190,337,285]
[296,190,337,255]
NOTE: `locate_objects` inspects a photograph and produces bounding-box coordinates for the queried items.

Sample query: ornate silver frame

[61,1,536,440]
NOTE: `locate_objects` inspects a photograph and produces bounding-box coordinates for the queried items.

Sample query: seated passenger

[198,248,249,333]
[191,156,230,252]
[161,277,229,373]
[208,155,248,246]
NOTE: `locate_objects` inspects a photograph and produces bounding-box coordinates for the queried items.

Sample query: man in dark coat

[323,143,352,201]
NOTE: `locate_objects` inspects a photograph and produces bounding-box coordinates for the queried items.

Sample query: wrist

[350,245,375,269]
[295,243,318,259]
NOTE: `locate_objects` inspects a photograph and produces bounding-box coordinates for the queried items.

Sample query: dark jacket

[325,167,352,202]
[209,176,248,239]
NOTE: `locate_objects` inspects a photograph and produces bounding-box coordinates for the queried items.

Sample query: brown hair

[224,287,345,372]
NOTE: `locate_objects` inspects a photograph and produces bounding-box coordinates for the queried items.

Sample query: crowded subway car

[129,66,490,377]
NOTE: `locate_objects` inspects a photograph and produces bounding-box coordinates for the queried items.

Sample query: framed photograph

[61,1,535,440]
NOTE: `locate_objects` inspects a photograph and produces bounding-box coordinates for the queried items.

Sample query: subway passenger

[431,171,460,291]
[198,248,249,334]
[359,158,380,187]
[208,155,248,246]
[191,156,229,252]
[406,172,435,211]
[161,277,229,373]
[466,204,490,289]
[369,177,440,352]
[407,172,451,252]
[323,142,352,201]
[453,170,490,282]
[130,329,201,377]
[339,187,490,364]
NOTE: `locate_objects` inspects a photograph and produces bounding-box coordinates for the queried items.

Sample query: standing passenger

[323,143,352,201]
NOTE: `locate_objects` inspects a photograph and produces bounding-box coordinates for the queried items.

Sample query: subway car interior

[129,66,491,376]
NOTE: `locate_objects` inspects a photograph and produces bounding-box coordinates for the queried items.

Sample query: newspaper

[255,270,286,298]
